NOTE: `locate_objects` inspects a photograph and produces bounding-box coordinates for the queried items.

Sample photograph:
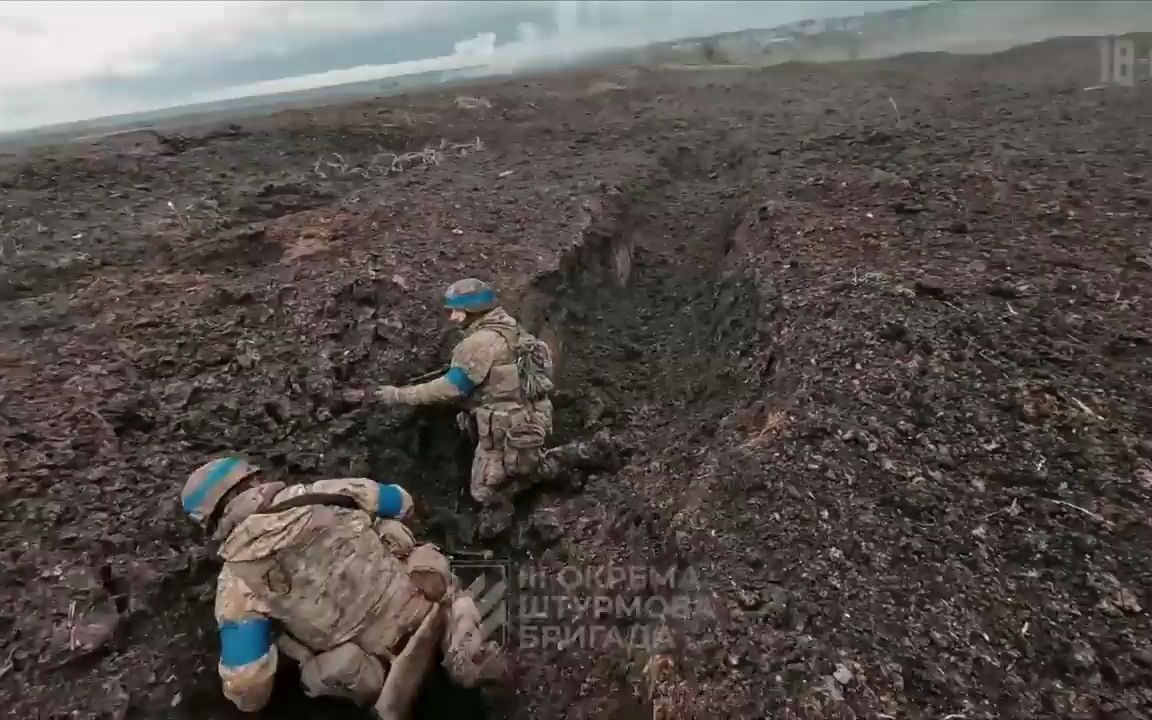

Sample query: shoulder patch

[452,331,502,380]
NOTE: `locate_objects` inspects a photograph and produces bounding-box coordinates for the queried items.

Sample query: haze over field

[4,0,1152,136]
[0,0,928,132]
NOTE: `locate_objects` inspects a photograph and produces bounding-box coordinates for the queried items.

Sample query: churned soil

[2,34,1151,720]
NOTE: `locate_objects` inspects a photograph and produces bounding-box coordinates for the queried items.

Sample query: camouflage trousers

[470,430,616,506]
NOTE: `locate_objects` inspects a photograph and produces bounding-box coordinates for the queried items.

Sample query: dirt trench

[167,173,765,720]
[467,178,765,718]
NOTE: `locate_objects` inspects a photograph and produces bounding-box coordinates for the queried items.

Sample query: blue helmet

[181,456,260,526]
[443,278,497,313]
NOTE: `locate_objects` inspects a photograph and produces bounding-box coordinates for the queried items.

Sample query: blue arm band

[219,618,272,668]
[377,483,406,518]
[444,366,476,395]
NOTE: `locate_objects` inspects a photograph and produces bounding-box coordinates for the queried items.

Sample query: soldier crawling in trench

[180,455,506,719]
[345,278,618,537]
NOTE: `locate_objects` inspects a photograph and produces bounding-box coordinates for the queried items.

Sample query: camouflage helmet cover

[181,456,260,525]
[443,278,497,313]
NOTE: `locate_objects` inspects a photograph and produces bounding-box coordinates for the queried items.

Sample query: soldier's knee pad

[300,643,384,706]
[470,464,496,504]
[472,452,507,487]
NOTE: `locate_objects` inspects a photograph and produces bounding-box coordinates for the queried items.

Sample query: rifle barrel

[401,365,449,386]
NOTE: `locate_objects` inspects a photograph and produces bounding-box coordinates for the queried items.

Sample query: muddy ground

[2,35,1151,720]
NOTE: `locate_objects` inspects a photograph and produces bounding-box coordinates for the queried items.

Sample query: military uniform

[376,280,554,507]
[181,457,502,719]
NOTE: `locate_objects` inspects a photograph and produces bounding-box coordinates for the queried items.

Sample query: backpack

[491,326,555,402]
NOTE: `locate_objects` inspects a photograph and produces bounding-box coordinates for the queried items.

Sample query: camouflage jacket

[211,478,483,712]
[391,307,526,408]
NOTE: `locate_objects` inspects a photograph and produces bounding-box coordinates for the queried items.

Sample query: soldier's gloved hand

[442,594,510,689]
[300,643,385,706]
[375,386,402,404]
[341,389,367,405]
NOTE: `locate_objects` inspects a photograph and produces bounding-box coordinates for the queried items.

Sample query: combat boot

[538,429,621,481]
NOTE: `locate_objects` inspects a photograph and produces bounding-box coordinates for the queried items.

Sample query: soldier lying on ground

[180,455,506,719]
[344,277,618,537]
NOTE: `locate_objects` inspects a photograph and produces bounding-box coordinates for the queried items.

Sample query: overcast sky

[0,0,929,133]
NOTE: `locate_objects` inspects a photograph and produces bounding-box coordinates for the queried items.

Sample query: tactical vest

[468,323,522,408]
[218,505,436,657]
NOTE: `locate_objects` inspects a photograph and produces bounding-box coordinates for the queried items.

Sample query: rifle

[337,365,450,408]
[399,364,449,386]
